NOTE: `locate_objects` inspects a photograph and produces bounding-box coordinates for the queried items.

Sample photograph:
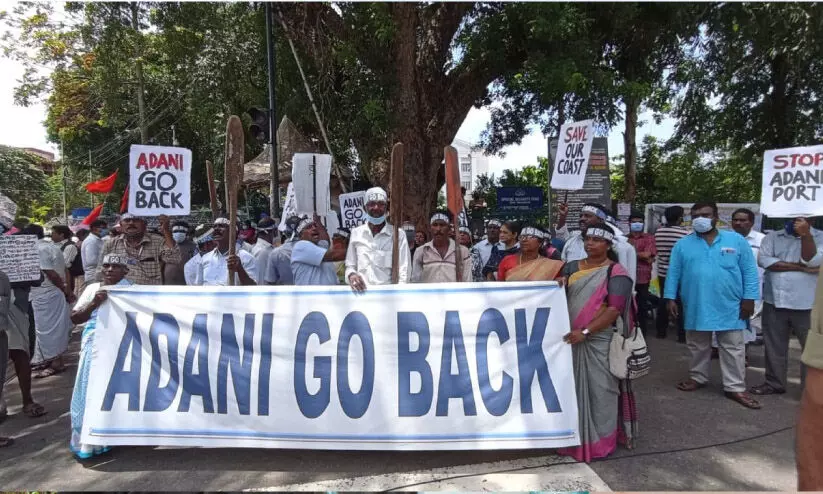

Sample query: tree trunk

[623,96,639,203]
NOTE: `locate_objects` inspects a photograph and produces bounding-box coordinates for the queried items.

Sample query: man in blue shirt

[665,201,761,409]
[291,216,347,286]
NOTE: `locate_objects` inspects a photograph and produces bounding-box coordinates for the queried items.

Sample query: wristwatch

[581,328,591,338]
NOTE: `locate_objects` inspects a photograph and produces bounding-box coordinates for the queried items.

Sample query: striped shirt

[654,226,689,278]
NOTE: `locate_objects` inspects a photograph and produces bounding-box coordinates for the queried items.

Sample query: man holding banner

[346,187,410,291]
[411,211,472,283]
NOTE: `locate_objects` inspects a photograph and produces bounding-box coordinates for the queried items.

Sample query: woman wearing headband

[557,222,638,463]
[497,226,564,282]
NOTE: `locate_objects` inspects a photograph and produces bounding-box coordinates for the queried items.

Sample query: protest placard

[0,191,17,228]
[550,119,595,191]
[292,153,332,217]
[83,282,579,451]
[761,145,823,217]
[0,235,40,282]
[128,144,192,216]
[339,190,366,229]
[278,183,296,232]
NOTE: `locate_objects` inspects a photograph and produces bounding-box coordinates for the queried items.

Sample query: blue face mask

[99,228,109,237]
[172,232,186,243]
[785,219,795,236]
[692,217,714,233]
[366,214,386,225]
[630,222,644,232]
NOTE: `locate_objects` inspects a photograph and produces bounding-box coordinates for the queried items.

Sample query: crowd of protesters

[0,188,821,485]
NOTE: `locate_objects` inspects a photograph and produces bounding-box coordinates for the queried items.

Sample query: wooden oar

[206,160,219,221]
[444,145,464,282]
[390,142,404,284]
[224,115,245,286]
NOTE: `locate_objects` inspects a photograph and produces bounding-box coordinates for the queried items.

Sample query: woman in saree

[482,220,521,280]
[557,223,638,463]
[69,254,133,460]
[498,226,564,281]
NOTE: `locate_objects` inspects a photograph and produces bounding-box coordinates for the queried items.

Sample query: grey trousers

[763,303,809,392]
[687,330,746,392]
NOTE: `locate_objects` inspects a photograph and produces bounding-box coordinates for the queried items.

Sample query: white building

[450,138,489,201]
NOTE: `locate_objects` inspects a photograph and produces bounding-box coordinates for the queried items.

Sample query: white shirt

[473,238,504,268]
[183,252,201,286]
[34,239,66,291]
[345,222,411,286]
[81,233,103,282]
[746,230,766,288]
[186,248,257,286]
[251,238,274,287]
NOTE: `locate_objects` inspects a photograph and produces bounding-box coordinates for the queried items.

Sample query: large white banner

[551,119,595,191]
[82,283,579,451]
[128,144,192,216]
[761,145,823,217]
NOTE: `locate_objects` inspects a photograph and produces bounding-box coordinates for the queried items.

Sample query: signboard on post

[760,145,823,217]
[497,187,545,212]
[550,120,595,191]
[0,235,40,282]
[340,190,366,229]
[550,137,611,229]
[128,145,192,216]
[82,282,579,451]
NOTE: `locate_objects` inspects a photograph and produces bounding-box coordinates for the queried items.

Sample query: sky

[0,54,676,173]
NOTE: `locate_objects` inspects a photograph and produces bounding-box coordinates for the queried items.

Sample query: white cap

[364,187,388,204]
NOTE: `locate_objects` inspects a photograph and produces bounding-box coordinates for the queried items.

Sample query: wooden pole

[224,115,245,286]
[390,143,404,284]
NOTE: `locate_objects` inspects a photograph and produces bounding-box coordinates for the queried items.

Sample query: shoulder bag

[606,264,651,380]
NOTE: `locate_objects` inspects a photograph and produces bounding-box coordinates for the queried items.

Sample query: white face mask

[172,232,186,243]
[692,217,714,233]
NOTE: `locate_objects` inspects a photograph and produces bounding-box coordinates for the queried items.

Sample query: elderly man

[473,219,503,267]
[346,186,410,291]
[290,216,347,286]
[412,211,472,283]
[556,202,637,282]
[665,201,761,409]
[97,213,180,285]
[186,218,256,286]
[251,216,277,286]
[749,216,823,397]
[26,224,73,378]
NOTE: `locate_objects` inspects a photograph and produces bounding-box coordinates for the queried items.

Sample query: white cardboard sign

[0,235,40,282]
[128,144,192,216]
[339,190,366,229]
[761,145,823,217]
[550,119,595,191]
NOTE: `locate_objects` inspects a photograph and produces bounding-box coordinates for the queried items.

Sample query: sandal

[34,367,65,379]
[749,383,785,395]
[22,402,47,418]
[677,379,706,392]
[0,437,13,448]
[725,391,762,409]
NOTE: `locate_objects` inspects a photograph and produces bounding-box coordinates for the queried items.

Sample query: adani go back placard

[128,144,192,216]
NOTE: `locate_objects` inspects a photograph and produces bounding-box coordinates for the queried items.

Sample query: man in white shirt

[472,219,503,268]
[291,216,347,286]
[186,218,257,286]
[251,217,277,286]
[81,220,107,289]
[345,187,411,291]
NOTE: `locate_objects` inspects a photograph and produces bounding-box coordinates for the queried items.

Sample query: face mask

[172,232,186,243]
[630,222,644,232]
[366,214,386,225]
[98,228,109,237]
[785,219,795,236]
[692,217,713,233]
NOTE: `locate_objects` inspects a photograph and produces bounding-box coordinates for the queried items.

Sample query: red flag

[85,170,118,194]
[119,186,129,214]
[81,203,104,225]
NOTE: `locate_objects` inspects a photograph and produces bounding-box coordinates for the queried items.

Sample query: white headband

[214,218,230,226]
[365,187,387,204]
[334,230,350,239]
[581,205,607,219]
[520,226,545,239]
[487,219,502,228]
[295,217,314,235]
[102,254,128,267]
[195,228,214,244]
[430,213,450,224]
[459,226,472,236]
[585,227,615,242]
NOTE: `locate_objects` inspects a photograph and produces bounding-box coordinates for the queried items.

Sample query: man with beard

[186,218,257,286]
[346,187,410,291]
[290,215,347,286]
[412,211,472,283]
[97,213,180,285]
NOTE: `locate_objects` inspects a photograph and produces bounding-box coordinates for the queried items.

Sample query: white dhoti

[6,292,30,354]
[30,286,71,365]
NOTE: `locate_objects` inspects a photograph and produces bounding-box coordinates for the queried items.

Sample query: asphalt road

[0,327,803,491]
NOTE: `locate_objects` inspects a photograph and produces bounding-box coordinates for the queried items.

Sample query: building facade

[451,138,489,201]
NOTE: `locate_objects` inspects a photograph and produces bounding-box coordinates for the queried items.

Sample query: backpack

[60,242,85,277]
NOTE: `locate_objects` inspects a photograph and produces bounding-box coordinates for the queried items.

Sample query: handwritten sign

[339,190,366,229]
[761,145,823,217]
[0,235,40,282]
[278,183,297,232]
[0,192,17,228]
[128,144,192,216]
[550,119,595,191]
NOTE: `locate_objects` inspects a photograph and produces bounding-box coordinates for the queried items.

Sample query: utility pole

[61,139,68,225]
[88,149,93,208]
[132,2,148,144]
[265,2,280,217]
